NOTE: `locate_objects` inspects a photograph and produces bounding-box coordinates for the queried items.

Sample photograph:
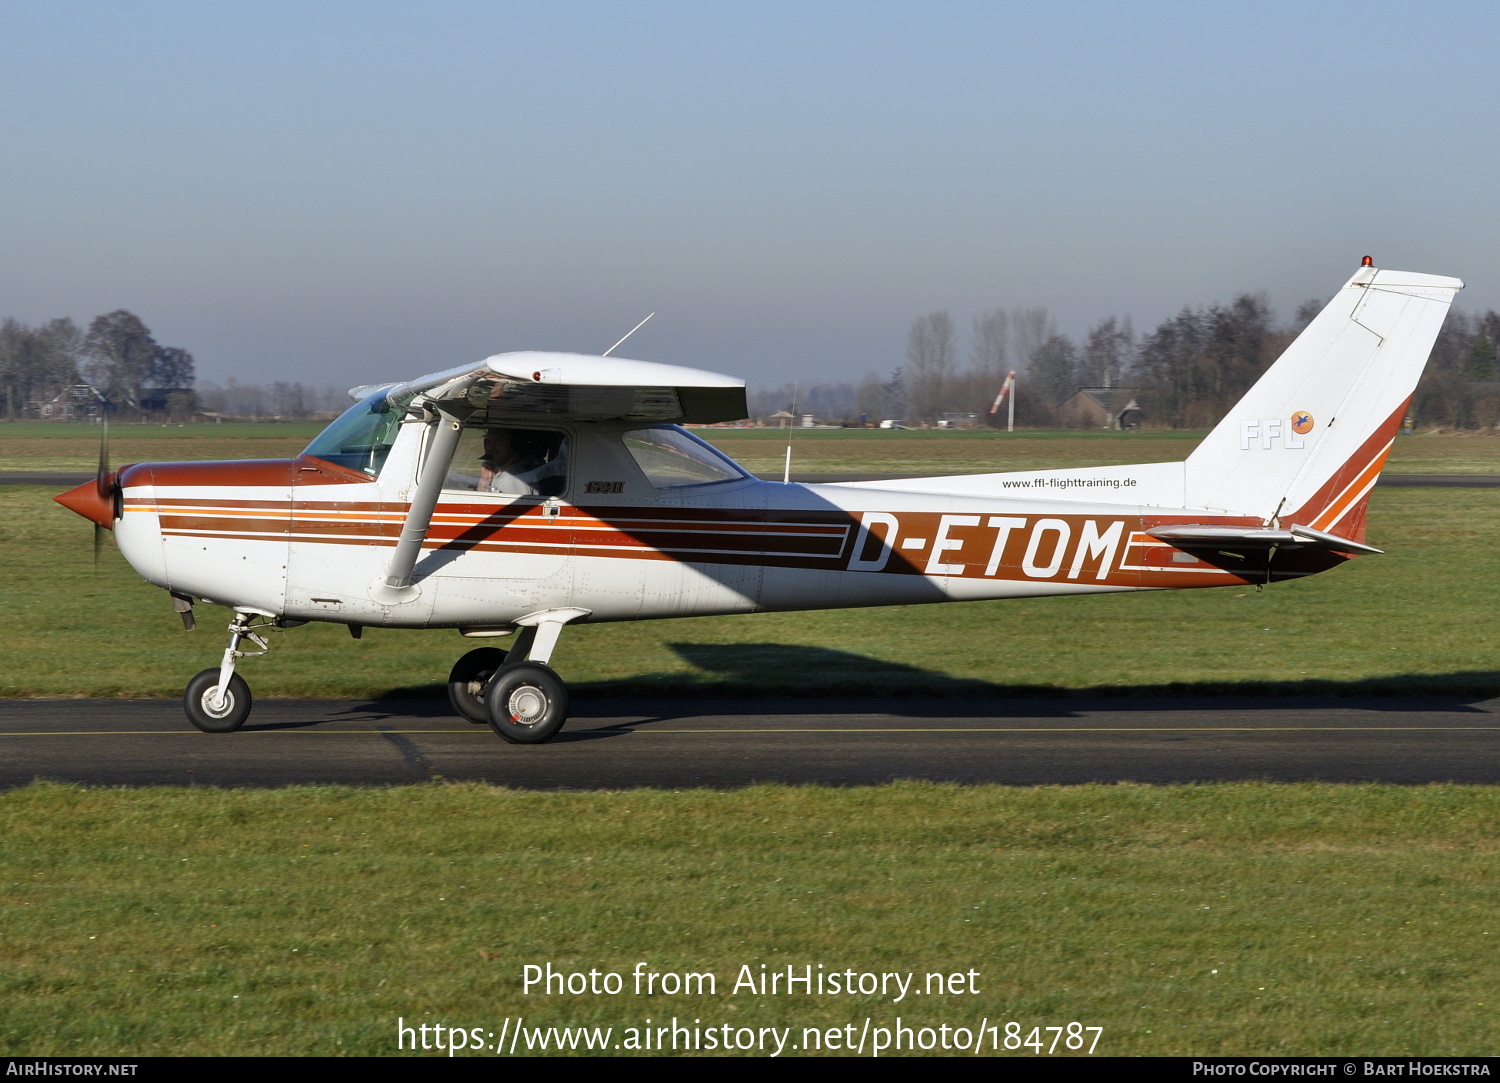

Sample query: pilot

[478,428,565,495]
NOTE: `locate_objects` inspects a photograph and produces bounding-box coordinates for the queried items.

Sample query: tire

[484,662,569,744]
[183,668,252,733]
[447,647,507,724]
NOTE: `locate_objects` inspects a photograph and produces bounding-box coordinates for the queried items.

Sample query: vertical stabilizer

[1183,264,1462,535]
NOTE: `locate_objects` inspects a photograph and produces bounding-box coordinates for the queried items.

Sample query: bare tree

[907,311,955,423]
[1077,316,1135,388]
[1010,307,1054,375]
[41,318,83,379]
[0,317,82,418]
[1,319,31,420]
[1027,332,1079,409]
[969,309,1009,385]
[84,310,158,410]
[1292,299,1323,332]
[856,368,907,422]
[1132,294,1277,427]
[82,310,194,415]
[962,309,1010,425]
[151,345,195,390]
[166,390,198,421]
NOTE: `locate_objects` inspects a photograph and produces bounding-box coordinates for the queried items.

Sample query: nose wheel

[184,668,252,732]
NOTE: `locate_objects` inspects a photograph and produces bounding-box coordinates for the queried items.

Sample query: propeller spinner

[54,414,121,566]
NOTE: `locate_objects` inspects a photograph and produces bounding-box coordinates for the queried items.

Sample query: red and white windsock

[989,372,1016,416]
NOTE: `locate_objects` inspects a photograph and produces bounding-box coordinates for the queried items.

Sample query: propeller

[53,411,123,558]
[93,413,111,569]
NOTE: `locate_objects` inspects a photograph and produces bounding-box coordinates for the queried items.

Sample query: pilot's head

[485,428,552,466]
[482,428,513,463]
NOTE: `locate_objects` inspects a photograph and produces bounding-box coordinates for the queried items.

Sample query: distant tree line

[0,309,351,421]
[0,310,198,420]
[11,293,1500,429]
[758,294,1500,430]
[1409,309,1500,428]
[194,380,350,419]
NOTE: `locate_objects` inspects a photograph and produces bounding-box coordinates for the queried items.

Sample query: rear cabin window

[623,427,746,488]
[444,427,568,497]
[302,391,408,476]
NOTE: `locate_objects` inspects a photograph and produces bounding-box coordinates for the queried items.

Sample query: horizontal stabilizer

[1147,523,1383,555]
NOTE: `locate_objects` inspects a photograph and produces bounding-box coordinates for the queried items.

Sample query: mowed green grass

[6,432,1500,1060]
[3,483,1498,698]
[5,421,1500,474]
[704,427,1500,477]
[0,421,326,472]
[1,782,1494,1056]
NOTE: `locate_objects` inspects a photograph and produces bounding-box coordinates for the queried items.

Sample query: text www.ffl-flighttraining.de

[998,476,1139,490]
[399,1017,1103,1057]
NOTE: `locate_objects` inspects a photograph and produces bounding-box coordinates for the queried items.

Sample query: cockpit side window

[444,426,568,497]
[301,391,409,476]
[622,426,747,488]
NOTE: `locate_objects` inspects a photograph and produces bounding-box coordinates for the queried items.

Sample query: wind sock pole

[989,371,1017,433]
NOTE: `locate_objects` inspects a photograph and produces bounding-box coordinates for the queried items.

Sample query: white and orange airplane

[57,261,1461,741]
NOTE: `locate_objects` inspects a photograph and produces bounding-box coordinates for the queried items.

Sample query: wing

[364,351,747,424]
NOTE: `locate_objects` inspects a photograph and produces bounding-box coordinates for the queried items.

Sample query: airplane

[56,260,1462,742]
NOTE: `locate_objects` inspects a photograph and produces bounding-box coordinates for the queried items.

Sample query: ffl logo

[1240,411,1314,450]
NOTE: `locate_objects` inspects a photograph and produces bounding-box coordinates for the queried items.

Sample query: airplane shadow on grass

[362,641,1500,730]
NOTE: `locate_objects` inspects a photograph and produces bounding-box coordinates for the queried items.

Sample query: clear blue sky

[3,1,1497,391]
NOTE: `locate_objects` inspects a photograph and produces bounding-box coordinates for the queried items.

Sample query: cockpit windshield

[302,390,410,476]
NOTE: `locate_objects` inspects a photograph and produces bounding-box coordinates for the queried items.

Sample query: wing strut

[372,412,464,603]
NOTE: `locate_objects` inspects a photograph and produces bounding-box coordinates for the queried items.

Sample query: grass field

[3,482,1498,699]
[5,431,1499,1059]
[704,427,1500,477]
[1,781,1495,1057]
[5,420,1500,474]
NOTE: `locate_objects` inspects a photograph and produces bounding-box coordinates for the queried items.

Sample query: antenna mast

[602,312,655,357]
[783,380,799,483]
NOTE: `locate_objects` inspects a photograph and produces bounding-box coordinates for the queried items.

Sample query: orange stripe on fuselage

[140,495,1354,588]
[1309,438,1393,532]
[1283,398,1409,540]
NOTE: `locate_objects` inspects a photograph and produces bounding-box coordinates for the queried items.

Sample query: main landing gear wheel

[183,668,252,733]
[448,647,507,724]
[484,662,569,744]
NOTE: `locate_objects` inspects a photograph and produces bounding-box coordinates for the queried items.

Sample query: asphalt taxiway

[2,696,1497,789]
[6,472,1500,487]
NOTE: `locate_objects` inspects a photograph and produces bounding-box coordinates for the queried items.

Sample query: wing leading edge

[348,351,747,424]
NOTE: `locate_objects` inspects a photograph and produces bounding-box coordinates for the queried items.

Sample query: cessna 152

[56,261,1462,742]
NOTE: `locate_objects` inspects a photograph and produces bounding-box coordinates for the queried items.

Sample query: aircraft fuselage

[109,424,1340,632]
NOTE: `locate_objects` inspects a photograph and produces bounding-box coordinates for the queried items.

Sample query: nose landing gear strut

[182,609,275,733]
